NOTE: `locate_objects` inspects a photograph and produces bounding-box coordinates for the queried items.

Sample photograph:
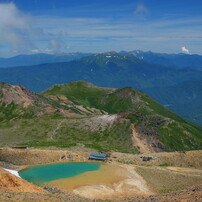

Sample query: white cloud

[0,3,33,51]
[0,3,66,56]
[181,46,190,54]
[134,4,149,16]
[30,48,53,54]
[30,49,40,53]
[0,2,201,56]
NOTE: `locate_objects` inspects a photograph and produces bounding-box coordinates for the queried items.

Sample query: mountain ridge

[0,52,202,126]
[0,53,92,68]
[0,81,201,153]
[121,50,202,70]
[1,50,202,69]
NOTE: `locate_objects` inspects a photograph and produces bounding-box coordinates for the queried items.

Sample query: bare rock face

[0,167,47,193]
[0,83,41,107]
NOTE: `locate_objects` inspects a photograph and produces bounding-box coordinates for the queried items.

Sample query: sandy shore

[45,164,126,190]
[44,163,154,200]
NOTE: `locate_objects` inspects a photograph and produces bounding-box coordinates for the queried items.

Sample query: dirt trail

[48,120,66,139]
[130,124,151,154]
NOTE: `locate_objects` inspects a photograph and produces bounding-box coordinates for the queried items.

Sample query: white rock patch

[4,168,21,178]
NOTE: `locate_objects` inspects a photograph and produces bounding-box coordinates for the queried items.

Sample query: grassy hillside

[0,115,136,153]
[0,81,201,153]
[43,81,112,107]
[0,82,138,153]
[42,81,202,151]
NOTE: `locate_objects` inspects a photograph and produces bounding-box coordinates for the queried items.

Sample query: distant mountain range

[1,50,202,70]
[0,53,92,68]
[121,50,202,71]
[1,81,201,152]
[0,51,202,126]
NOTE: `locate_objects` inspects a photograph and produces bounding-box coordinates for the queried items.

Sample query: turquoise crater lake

[19,162,101,185]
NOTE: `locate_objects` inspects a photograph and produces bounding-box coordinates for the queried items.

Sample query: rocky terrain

[125,184,202,202]
[0,168,46,193]
[0,185,201,201]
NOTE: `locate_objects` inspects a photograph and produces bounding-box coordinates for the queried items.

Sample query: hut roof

[90,153,107,158]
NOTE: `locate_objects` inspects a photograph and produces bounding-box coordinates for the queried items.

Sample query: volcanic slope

[0,82,136,153]
[0,81,202,153]
[42,81,202,152]
[0,168,46,193]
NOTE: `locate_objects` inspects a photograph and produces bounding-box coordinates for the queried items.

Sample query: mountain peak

[102,51,118,55]
[65,80,97,88]
[41,81,202,152]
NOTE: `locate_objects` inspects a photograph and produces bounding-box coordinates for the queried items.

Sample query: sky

[0,0,202,57]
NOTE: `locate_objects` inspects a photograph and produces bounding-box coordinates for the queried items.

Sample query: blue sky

[0,0,202,57]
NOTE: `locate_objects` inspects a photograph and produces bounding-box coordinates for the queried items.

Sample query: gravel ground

[0,184,201,201]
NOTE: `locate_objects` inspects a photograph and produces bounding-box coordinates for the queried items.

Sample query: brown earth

[135,165,202,193]
[131,124,152,153]
[45,164,154,200]
[0,148,201,168]
[0,147,91,167]
[0,168,46,193]
[123,184,202,202]
[0,84,35,108]
[0,191,91,202]
[0,185,201,201]
[112,150,202,169]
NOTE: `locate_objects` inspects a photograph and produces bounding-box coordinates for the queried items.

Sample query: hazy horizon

[1,49,202,59]
[0,0,202,57]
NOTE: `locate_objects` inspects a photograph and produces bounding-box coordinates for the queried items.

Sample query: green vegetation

[1,52,202,128]
[18,141,77,148]
[0,102,35,122]
[136,166,202,194]
[1,81,202,153]
[0,116,138,153]
[43,81,202,151]
[159,163,171,167]
[144,80,202,126]
[42,81,111,108]
[159,187,185,193]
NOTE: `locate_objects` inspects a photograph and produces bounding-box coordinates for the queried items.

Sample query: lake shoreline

[19,162,101,186]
